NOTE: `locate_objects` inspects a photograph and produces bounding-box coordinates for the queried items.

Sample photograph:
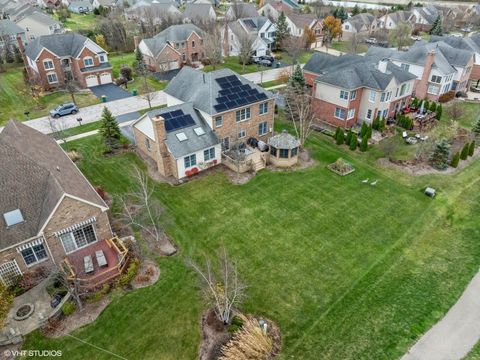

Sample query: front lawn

[203,56,260,74]
[22,122,480,359]
[330,40,368,54]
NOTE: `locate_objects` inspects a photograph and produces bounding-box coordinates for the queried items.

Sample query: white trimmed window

[259,121,268,135]
[350,90,357,100]
[386,91,392,101]
[99,54,107,63]
[215,116,223,127]
[184,154,196,168]
[259,102,268,115]
[84,57,94,67]
[334,107,345,119]
[20,243,48,267]
[431,75,442,83]
[47,73,58,83]
[238,129,246,138]
[366,109,372,120]
[43,59,54,70]
[380,92,386,102]
[340,90,349,100]
[60,225,97,254]
[382,109,388,119]
[236,107,251,122]
[399,83,407,96]
[369,91,376,102]
[204,147,215,161]
[400,63,410,72]
[347,108,355,120]
[427,83,440,95]
[145,137,151,151]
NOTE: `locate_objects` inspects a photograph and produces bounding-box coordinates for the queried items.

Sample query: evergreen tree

[274,12,289,49]
[99,107,121,148]
[429,139,450,170]
[334,126,340,140]
[450,152,460,168]
[349,133,357,150]
[289,64,306,89]
[372,115,380,130]
[469,141,475,156]
[472,116,480,136]
[337,7,348,21]
[423,99,429,111]
[360,122,368,138]
[360,135,368,152]
[336,128,344,145]
[460,143,469,160]
[366,124,372,139]
[351,4,360,15]
[430,16,443,36]
[379,118,386,132]
[429,102,437,112]
[346,128,353,145]
[134,47,144,70]
[436,104,442,120]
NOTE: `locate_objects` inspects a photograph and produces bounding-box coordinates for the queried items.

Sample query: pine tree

[436,104,442,120]
[134,47,144,71]
[274,12,289,49]
[346,128,353,145]
[351,4,360,15]
[349,133,357,150]
[372,115,380,130]
[423,99,429,111]
[469,141,475,156]
[360,122,368,138]
[472,116,480,136]
[379,118,386,132]
[99,107,121,148]
[334,126,340,140]
[289,64,306,89]
[429,102,437,112]
[366,124,372,139]
[429,139,450,170]
[337,7,348,21]
[430,16,443,36]
[360,135,368,152]
[460,143,469,160]
[450,152,460,168]
[336,129,344,145]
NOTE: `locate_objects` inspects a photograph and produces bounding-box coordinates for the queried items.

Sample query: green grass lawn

[330,40,368,54]
[203,56,260,74]
[443,101,480,130]
[22,118,480,359]
[465,341,480,359]
[55,13,98,32]
[260,79,287,88]
[0,64,99,125]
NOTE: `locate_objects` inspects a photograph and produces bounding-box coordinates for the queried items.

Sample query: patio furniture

[425,187,436,198]
[84,255,94,274]
[96,250,108,267]
[402,131,408,138]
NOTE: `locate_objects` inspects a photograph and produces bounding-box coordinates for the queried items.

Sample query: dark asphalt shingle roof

[430,35,480,55]
[24,33,98,60]
[0,19,24,35]
[183,3,214,20]
[0,121,107,250]
[143,24,203,56]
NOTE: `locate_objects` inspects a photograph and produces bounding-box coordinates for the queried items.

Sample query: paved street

[89,84,132,101]
[402,270,480,360]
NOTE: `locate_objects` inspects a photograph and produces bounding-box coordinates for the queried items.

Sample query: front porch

[63,237,128,290]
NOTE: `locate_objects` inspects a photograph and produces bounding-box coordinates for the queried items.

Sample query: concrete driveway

[90,84,131,101]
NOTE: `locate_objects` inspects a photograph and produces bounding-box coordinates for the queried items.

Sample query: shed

[267,130,300,167]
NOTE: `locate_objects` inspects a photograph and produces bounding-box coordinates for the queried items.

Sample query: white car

[410,35,421,41]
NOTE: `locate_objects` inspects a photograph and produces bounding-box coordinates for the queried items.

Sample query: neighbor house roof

[430,35,480,55]
[345,13,374,32]
[142,23,203,56]
[413,6,438,24]
[387,10,413,24]
[0,19,25,36]
[227,2,258,18]
[0,121,107,250]
[140,103,220,158]
[239,16,270,33]
[68,0,92,9]
[164,66,273,115]
[24,33,103,60]
[183,3,214,20]
[268,130,300,149]
[20,11,60,26]
[286,13,316,29]
[304,52,359,75]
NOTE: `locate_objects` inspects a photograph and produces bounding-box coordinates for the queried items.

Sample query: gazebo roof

[268,130,300,150]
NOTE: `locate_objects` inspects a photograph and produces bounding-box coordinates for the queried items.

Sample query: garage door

[100,72,112,84]
[85,75,99,87]
[159,61,179,71]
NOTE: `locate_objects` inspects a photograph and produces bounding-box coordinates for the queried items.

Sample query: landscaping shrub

[228,315,245,333]
[86,283,111,303]
[429,102,437,112]
[450,152,460,168]
[120,66,133,81]
[334,126,340,140]
[472,117,480,136]
[360,122,368,138]
[429,139,450,170]
[366,124,372,139]
[346,128,353,145]
[360,135,368,152]
[349,134,357,151]
[0,284,14,328]
[469,141,475,156]
[436,104,442,120]
[460,143,469,160]
[61,301,76,316]
[397,115,413,130]
[119,258,140,287]
[336,128,344,145]
[411,97,418,108]
[439,91,455,103]
[379,119,386,132]
[99,107,121,149]
[372,116,380,130]
[423,99,429,110]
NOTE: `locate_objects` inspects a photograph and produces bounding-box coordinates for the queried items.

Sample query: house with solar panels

[132,66,275,179]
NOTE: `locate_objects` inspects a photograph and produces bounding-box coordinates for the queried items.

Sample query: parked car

[365,38,377,44]
[258,59,273,67]
[411,35,422,41]
[49,103,79,118]
[259,55,275,63]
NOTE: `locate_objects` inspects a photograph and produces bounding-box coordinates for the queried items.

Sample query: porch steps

[252,158,266,172]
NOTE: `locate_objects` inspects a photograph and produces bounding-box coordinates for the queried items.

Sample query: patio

[63,237,128,290]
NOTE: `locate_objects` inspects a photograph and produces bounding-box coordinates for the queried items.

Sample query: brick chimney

[416,49,436,100]
[152,114,171,177]
[133,36,141,49]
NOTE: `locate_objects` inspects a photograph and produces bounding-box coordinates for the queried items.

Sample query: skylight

[194,127,205,136]
[176,132,188,142]
[3,209,24,227]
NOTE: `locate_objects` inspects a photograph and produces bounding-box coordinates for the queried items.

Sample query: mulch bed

[131,259,160,289]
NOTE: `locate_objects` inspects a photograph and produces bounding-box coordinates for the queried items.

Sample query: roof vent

[56,166,60,171]
[176,132,188,141]
[3,209,24,228]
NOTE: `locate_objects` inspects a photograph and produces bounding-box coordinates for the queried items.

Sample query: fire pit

[14,303,35,321]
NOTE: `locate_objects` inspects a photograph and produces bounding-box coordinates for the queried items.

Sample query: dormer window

[84,57,94,67]
[99,54,107,63]
[43,59,54,70]
[3,209,24,228]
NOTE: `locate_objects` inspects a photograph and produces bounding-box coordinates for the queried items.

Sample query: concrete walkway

[402,270,480,360]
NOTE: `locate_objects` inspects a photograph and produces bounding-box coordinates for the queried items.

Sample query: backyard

[21,122,480,359]
[54,13,98,32]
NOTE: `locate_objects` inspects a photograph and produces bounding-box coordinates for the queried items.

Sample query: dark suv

[49,103,79,118]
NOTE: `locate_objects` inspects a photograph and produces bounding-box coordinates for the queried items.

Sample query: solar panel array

[213,75,268,113]
[161,109,196,132]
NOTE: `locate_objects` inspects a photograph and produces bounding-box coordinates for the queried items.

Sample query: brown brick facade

[311,98,356,128]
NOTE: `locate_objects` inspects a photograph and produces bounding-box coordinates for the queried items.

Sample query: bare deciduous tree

[348,33,358,54]
[203,26,223,70]
[63,78,80,105]
[187,247,246,325]
[446,102,465,122]
[48,116,70,150]
[119,167,163,242]
[136,63,157,109]
[237,31,255,73]
[284,87,316,150]
[283,35,304,67]
[387,21,412,49]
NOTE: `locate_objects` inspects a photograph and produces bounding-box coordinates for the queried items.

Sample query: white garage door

[100,72,112,84]
[159,61,179,71]
[85,75,99,87]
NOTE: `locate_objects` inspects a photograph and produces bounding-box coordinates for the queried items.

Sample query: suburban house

[137,24,205,71]
[366,42,474,100]
[375,10,414,31]
[411,6,439,32]
[225,2,258,20]
[0,19,27,48]
[67,0,93,13]
[0,121,127,290]
[0,0,36,22]
[125,2,182,23]
[22,33,112,90]
[133,66,275,177]
[305,52,416,127]
[341,13,375,40]
[183,3,216,23]
[285,13,323,47]
[430,34,480,87]
[258,0,298,20]
[36,0,61,8]
[222,17,277,57]
[16,12,64,40]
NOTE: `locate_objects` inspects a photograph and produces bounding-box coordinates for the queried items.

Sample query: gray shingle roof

[22,11,60,26]
[304,52,359,75]
[0,19,24,35]
[227,3,258,18]
[142,23,203,56]
[25,33,95,60]
[346,13,374,32]
[147,103,220,158]
[164,66,273,115]
[183,3,214,20]
[430,35,480,55]
[0,121,107,250]
[286,13,315,29]
[268,130,300,149]
[387,10,413,24]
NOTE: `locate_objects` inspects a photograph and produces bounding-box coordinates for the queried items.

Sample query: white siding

[176,144,222,179]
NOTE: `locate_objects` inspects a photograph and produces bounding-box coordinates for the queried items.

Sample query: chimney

[416,49,436,100]
[133,36,141,49]
[152,114,170,176]
[16,36,27,63]
[378,58,388,73]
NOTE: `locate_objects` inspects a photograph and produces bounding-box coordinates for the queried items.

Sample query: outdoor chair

[84,255,94,274]
[96,250,108,267]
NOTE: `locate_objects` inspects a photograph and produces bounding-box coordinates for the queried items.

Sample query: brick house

[305,53,416,128]
[22,33,112,90]
[0,121,127,290]
[285,13,323,48]
[367,42,474,101]
[137,24,205,72]
[133,67,275,178]
[341,13,375,41]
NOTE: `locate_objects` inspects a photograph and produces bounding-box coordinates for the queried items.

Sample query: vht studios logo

[3,349,63,358]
